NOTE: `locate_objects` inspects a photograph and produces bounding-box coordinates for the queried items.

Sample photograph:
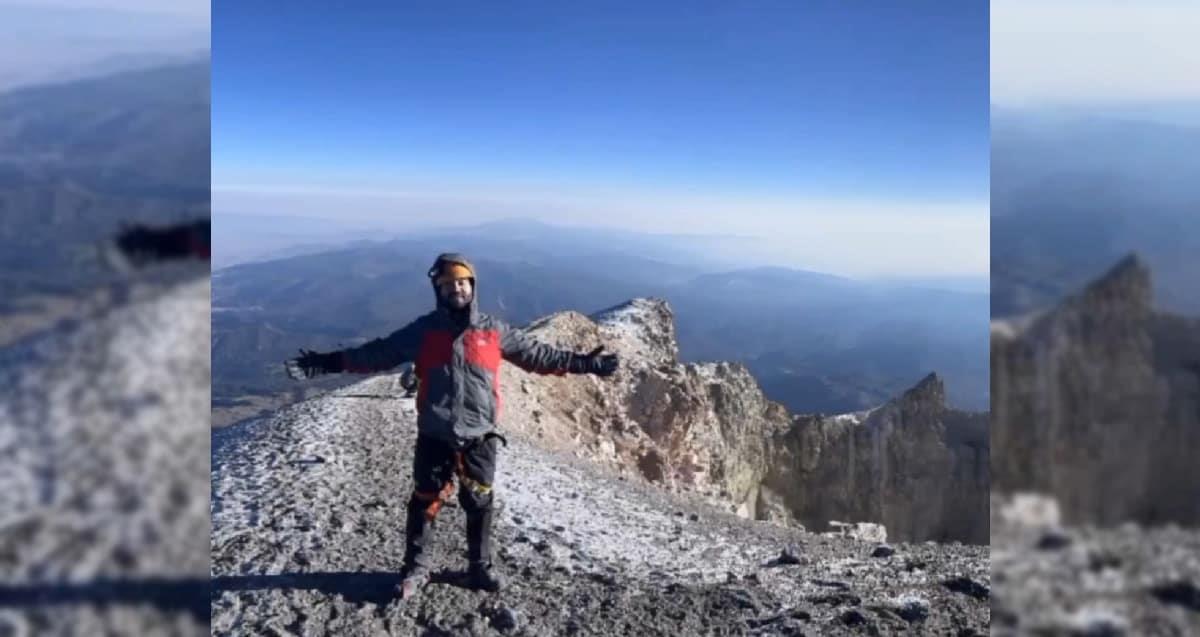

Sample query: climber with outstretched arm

[102,218,210,272]
[284,253,619,599]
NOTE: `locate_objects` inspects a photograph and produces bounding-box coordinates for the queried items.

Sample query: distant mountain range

[211,222,989,415]
[992,108,1200,317]
[0,4,208,91]
[0,59,210,299]
[212,214,762,273]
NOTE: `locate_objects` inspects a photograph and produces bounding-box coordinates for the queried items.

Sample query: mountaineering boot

[468,561,505,593]
[395,563,430,600]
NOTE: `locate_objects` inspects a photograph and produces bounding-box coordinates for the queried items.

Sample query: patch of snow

[0,276,210,634]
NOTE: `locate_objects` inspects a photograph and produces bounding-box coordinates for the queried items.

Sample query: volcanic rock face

[496,298,989,543]
[991,254,1200,526]
[764,375,990,544]
[0,274,211,636]
[210,377,991,635]
[494,300,785,516]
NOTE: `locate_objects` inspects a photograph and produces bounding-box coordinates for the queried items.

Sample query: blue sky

[213,2,989,276]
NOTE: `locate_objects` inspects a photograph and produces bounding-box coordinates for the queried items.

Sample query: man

[284,253,619,599]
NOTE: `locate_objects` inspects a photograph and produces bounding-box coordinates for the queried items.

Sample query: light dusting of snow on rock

[0,275,210,635]
[210,373,990,635]
[591,298,678,368]
[830,407,878,426]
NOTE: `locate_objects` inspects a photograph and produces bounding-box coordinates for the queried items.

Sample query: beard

[444,291,472,309]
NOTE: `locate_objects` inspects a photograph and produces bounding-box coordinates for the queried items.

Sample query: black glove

[113,219,210,264]
[570,346,619,377]
[285,348,343,380]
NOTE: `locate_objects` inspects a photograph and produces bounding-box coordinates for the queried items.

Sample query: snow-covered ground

[211,375,990,636]
[0,274,211,636]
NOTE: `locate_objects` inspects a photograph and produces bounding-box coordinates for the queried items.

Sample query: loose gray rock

[210,374,991,635]
[943,576,990,601]
[1,276,210,636]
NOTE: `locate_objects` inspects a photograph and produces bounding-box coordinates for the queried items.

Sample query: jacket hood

[429,252,479,322]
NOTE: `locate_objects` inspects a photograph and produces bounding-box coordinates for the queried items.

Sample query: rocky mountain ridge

[992,254,1200,526]
[495,297,989,543]
[991,254,1200,635]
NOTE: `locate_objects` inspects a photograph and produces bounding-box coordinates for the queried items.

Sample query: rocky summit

[494,298,988,544]
[992,254,1200,527]
[991,254,1200,634]
[211,297,990,635]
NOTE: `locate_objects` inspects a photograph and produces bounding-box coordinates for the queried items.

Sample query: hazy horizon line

[211,182,990,279]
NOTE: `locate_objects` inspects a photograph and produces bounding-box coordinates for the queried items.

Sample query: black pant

[403,434,499,571]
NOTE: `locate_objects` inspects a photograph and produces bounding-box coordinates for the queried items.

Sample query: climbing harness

[414,433,508,521]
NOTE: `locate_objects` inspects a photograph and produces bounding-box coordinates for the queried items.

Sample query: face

[437,277,473,309]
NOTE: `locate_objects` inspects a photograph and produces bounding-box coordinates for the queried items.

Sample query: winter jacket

[334,255,581,444]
